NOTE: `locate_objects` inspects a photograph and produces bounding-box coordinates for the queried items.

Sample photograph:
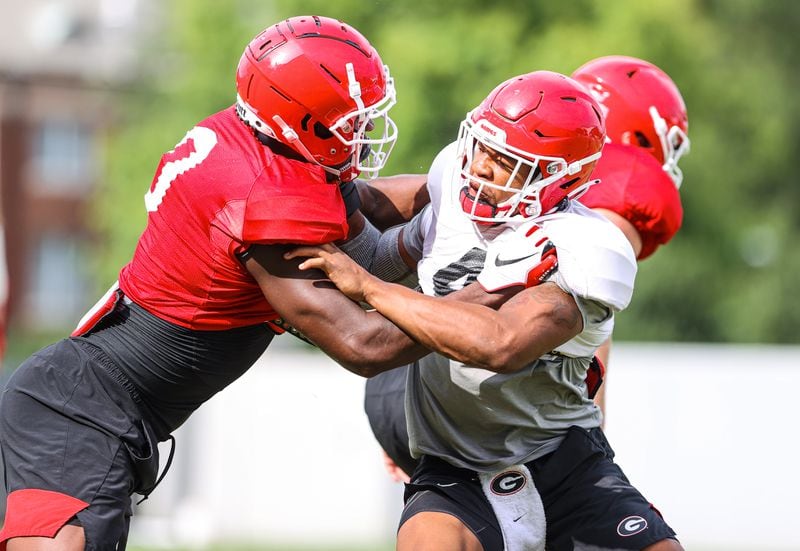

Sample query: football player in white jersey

[358,54,690,484]
[291,71,682,551]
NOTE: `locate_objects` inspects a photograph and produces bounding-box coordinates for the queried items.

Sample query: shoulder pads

[242,157,348,245]
[580,144,682,260]
[541,205,637,312]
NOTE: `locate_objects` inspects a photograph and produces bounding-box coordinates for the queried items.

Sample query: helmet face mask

[456,71,606,224]
[457,119,600,223]
[649,106,690,188]
[328,65,398,179]
[235,16,398,182]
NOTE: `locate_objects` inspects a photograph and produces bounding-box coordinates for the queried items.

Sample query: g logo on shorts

[617,515,648,536]
[489,470,527,496]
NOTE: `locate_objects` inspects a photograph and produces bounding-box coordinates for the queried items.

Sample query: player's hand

[286,243,371,302]
[381,450,410,483]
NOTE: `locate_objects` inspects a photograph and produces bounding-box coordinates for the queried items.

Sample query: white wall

[603,343,800,551]
[130,342,800,550]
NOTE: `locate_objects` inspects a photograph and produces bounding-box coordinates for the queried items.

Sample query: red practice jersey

[119,106,348,330]
[580,143,683,260]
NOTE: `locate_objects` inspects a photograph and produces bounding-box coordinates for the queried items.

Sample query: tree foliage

[96,0,800,344]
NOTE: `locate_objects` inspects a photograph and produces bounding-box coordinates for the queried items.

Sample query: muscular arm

[244,244,428,377]
[356,174,429,230]
[291,244,582,374]
[246,217,519,377]
[361,278,582,373]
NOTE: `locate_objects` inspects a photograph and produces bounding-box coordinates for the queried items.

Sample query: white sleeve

[543,210,637,356]
[544,210,637,312]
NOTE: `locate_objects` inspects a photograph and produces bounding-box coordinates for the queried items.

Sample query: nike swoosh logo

[513,513,526,522]
[494,252,537,267]
[435,482,458,488]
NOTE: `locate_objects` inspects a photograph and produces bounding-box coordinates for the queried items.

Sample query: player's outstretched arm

[291,243,583,374]
[244,244,428,378]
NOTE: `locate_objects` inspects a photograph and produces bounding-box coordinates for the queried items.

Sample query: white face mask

[456,116,601,223]
[328,63,398,179]
[650,106,690,188]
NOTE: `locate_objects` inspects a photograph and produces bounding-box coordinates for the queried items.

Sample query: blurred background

[0,0,798,549]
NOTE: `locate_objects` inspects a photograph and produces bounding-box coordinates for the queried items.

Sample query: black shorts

[0,339,160,550]
[400,426,678,551]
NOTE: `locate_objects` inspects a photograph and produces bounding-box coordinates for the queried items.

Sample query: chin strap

[270,114,355,181]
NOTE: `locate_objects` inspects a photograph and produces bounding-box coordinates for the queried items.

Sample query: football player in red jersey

[572,54,690,414]
[0,16,439,550]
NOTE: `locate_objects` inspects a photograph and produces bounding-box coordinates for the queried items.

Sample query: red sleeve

[242,159,349,245]
[581,144,683,260]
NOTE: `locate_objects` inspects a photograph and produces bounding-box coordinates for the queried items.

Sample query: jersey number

[144,126,218,212]
[432,247,486,296]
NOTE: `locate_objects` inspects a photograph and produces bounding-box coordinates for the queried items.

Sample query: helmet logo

[588,83,610,104]
[489,470,527,496]
[475,119,507,145]
[616,515,648,537]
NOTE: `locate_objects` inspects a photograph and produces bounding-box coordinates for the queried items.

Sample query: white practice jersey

[406,142,637,471]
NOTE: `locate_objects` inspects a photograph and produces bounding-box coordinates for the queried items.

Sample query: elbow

[480,352,525,374]
[329,334,399,378]
[464,337,528,374]
[337,359,399,379]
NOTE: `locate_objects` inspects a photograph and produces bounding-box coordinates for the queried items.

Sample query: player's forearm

[310,307,430,377]
[245,244,428,377]
[445,281,521,309]
[360,278,524,372]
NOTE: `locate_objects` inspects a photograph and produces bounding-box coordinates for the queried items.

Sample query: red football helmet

[235,16,397,182]
[572,55,690,187]
[457,71,606,223]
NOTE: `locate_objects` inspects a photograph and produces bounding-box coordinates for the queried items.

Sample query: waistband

[72,338,144,405]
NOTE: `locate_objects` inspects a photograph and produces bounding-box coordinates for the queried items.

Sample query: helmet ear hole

[634,131,652,148]
[313,121,334,140]
[559,177,580,190]
[300,114,312,132]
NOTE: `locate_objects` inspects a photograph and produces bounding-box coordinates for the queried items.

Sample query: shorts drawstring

[136,434,176,505]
